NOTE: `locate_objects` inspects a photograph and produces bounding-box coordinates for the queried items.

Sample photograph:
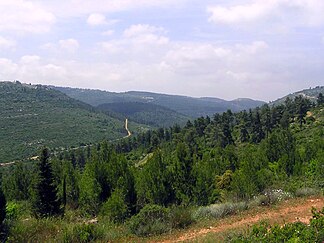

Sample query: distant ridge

[53,86,266,117]
[270,86,324,106]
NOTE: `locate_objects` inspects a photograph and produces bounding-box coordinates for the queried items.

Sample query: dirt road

[159,196,324,242]
[124,118,132,138]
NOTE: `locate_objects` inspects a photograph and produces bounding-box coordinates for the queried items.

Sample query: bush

[193,201,248,220]
[295,187,320,197]
[7,218,61,242]
[170,206,194,229]
[62,224,103,243]
[127,204,171,236]
[100,190,128,224]
[227,207,324,242]
[6,202,21,221]
[263,189,292,204]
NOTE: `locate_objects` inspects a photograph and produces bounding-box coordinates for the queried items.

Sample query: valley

[0,81,323,242]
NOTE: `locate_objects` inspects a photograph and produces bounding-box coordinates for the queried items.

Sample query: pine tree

[31,148,62,218]
[251,110,265,143]
[317,93,324,106]
[294,95,311,128]
[0,187,6,225]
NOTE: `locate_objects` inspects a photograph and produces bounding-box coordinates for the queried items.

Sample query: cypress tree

[31,148,62,218]
[0,187,6,225]
[317,93,324,106]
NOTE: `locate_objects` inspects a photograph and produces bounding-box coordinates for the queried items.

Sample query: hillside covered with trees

[97,102,189,128]
[0,81,146,163]
[0,91,323,241]
[54,86,266,117]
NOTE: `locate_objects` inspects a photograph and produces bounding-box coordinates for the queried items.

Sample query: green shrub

[170,206,194,229]
[295,187,320,197]
[7,218,61,242]
[100,190,128,224]
[127,204,171,236]
[6,202,21,221]
[250,195,271,207]
[193,201,248,220]
[227,207,324,242]
[62,224,103,243]
[263,189,292,204]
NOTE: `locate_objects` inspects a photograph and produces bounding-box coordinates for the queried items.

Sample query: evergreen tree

[251,110,265,143]
[317,93,324,106]
[0,187,6,225]
[261,104,272,137]
[31,148,62,218]
[294,95,311,128]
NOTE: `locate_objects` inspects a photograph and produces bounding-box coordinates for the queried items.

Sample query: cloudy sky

[0,0,324,101]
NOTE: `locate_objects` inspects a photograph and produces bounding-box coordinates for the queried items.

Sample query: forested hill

[270,86,324,106]
[0,81,133,162]
[0,89,323,241]
[97,102,189,128]
[53,86,266,117]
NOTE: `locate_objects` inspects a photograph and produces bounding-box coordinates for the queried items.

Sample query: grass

[147,191,323,242]
[4,189,322,242]
[135,153,154,168]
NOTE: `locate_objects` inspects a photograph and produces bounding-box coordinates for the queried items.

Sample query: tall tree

[317,93,324,106]
[31,148,62,218]
[294,95,311,128]
[0,186,6,225]
[251,109,265,143]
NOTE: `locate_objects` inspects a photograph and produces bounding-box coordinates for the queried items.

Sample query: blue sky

[0,0,323,101]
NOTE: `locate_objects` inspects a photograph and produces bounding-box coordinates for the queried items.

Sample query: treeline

[0,94,323,225]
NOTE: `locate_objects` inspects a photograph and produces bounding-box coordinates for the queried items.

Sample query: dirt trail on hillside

[124,118,132,138]
[159,197,324,243]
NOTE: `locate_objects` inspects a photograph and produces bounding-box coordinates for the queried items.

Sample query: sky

[0,0,324,101]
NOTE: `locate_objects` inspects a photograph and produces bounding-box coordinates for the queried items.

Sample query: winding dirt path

[157,196,324,243]
[124,118,132,138]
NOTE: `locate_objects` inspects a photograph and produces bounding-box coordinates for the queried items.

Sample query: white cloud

[20,55,41,64]
[235,41,269,54]
[0,58,18,77]
[0,0,55,33]
[41,0,186,18]
[207,2,274,24]
[40,42,56,51]
[87,13,107,26]
[123,24,169,45]
[0,36,16,49]
[101,30,115,36]
[123,24,166,38]
[97,24,170,62]
[162,43,231,75]
[98,41,123,54]
[207,0,324,27]
[59,39,80,52]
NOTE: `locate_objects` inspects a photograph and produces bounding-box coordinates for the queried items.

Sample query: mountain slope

[97,102,189,127]
[53,87,266,117]
[270,86,324,106]
[0,81,132,162]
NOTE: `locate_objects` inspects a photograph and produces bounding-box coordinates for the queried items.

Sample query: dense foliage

[31,148,62,218]
[229,207,324,242]
[97,102,189,128]
[0,81,140,162]
[0,91,323,241]
[55,86,266,117]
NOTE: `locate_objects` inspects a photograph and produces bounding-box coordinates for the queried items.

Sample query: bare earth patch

[155,196,323,243]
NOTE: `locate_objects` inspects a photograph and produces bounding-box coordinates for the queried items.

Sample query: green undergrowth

[226,207,324,242]
[4,187,321,242]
